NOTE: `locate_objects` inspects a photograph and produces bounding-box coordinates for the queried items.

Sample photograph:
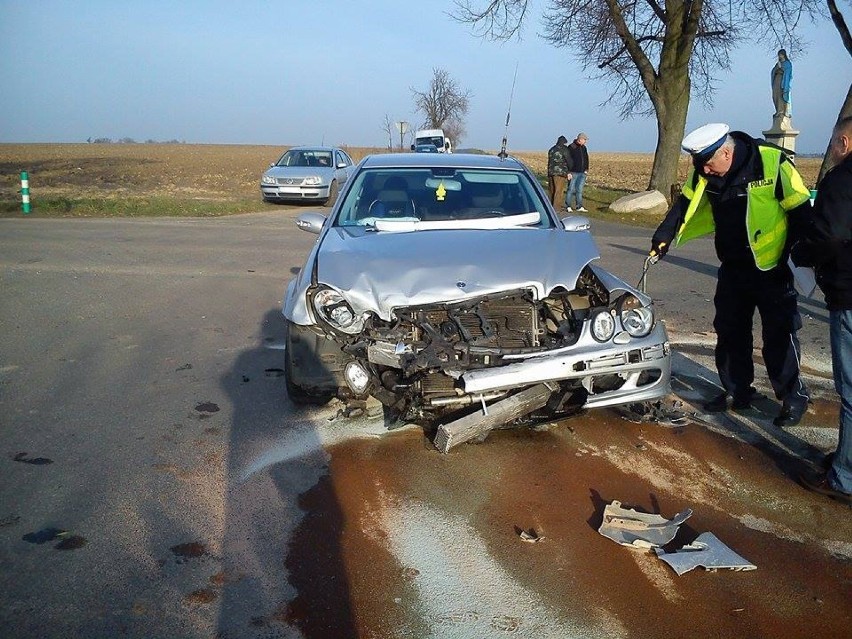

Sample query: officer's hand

[649,241,668,260]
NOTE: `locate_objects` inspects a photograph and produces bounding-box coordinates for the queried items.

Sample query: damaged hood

[312,227,600,320]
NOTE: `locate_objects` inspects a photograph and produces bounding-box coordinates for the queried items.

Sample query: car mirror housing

[561,215,591,232]
[295,212,327,235]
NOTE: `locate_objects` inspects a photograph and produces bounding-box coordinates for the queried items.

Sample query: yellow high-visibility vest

[675,145,810,270]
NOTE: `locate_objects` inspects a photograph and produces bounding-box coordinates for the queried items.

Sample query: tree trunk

[647,81,690,200]
[817,82,852,185]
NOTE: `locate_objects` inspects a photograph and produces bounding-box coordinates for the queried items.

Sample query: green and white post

[20,171,31,214]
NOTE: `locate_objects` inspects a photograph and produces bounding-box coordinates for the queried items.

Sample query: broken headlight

[312,287,365,334]
[619,294,654,338]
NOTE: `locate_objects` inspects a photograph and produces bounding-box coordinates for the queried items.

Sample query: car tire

[324,180,338,207]
[284,322,337,406]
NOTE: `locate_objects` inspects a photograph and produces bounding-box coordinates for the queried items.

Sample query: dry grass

[0,143,822,218]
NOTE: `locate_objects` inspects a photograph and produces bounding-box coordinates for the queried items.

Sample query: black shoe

[702,393,729,413]
[773,401,808,427]
[799,472,852,505]
[822,452,835,471]
[703,390,754,413]
[731,392,755,410]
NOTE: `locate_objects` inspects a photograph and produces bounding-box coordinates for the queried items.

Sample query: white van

[411,128,452,153]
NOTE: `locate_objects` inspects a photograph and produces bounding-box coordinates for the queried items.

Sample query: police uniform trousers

[713,261,809,405]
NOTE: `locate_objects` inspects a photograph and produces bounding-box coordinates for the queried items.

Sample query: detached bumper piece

[434,383,556,453]
[598,500,693,549]
[654,532,757,576]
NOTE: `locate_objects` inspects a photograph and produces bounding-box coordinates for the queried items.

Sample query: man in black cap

[547,135,573,208]
[650,122,812,426]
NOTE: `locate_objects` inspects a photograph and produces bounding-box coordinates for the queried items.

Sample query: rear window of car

[335,168,554,228]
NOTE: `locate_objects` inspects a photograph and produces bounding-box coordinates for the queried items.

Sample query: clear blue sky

[0,1,848,153]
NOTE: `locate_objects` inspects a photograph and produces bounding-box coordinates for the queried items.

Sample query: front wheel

[324,180,339,207]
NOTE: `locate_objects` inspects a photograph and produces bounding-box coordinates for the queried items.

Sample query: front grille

[278,177,302,185]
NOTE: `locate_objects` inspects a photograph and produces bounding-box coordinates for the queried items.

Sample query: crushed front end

[300,264,670,423]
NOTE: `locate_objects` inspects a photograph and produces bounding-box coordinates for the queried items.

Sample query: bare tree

[381,114,395,151]
[411,68,472,146]
[818,0,852,182]
[453,0,825,198]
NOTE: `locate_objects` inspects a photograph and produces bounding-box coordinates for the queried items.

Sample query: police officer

[650,123,812,426]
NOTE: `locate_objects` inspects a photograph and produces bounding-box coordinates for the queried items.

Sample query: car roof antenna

[498,62,519,160]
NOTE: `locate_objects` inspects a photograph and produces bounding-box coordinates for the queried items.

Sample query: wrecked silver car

[282,153,670,445]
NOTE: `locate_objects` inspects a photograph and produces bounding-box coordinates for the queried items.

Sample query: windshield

[415,136,444,149]
[276,150,333,168]
[335,168,555,229]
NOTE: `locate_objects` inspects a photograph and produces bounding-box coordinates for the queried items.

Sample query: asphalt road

[0,210,849,639]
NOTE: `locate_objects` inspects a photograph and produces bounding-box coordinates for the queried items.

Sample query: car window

[335,151,350,167]
[277,150,332,168]
[335,168,554,228]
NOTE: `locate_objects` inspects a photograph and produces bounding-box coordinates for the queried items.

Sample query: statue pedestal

[763,116,799,155]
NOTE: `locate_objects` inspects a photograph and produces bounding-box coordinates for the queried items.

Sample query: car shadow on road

[218,309,357,638]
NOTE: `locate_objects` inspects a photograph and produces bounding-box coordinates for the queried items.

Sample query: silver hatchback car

[282,153,670,449]
[260,146,355,206]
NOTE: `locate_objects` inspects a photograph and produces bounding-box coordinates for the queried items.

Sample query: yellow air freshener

[436,181,446,201]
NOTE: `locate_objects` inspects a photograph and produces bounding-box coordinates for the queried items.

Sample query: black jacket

[653,131,810,267]
[791,153,852,310]
[567,141,589,173]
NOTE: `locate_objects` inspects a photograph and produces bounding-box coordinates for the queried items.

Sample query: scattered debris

[654,532,757,576]
[598,500,693,548]
[614,398,691,427]
[516,527,545,543]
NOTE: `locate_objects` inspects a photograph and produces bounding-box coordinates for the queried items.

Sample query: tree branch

[827,0,852,57]
[598,35,665,69]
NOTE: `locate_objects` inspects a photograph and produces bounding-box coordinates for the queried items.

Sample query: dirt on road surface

[280,396,851,639]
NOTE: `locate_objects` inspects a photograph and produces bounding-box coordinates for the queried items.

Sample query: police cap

[682,123,730,169]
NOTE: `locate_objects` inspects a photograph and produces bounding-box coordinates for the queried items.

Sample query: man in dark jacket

[564,133,589,212]
[547,135,572,208]
[650,122,812,427]
[791,116,852,504]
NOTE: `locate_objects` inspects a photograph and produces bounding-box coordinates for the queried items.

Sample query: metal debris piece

[598,500,693,549]
[434,383,555,453]
[615,399,691,427]
[654,532,757,576]
[517,528,545,543]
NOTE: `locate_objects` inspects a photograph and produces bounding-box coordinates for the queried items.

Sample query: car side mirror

[410,144,415,151]
[295,212,327,235]
[269,162,275,168]
[561,215,591,232]
[336,162,346,169]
